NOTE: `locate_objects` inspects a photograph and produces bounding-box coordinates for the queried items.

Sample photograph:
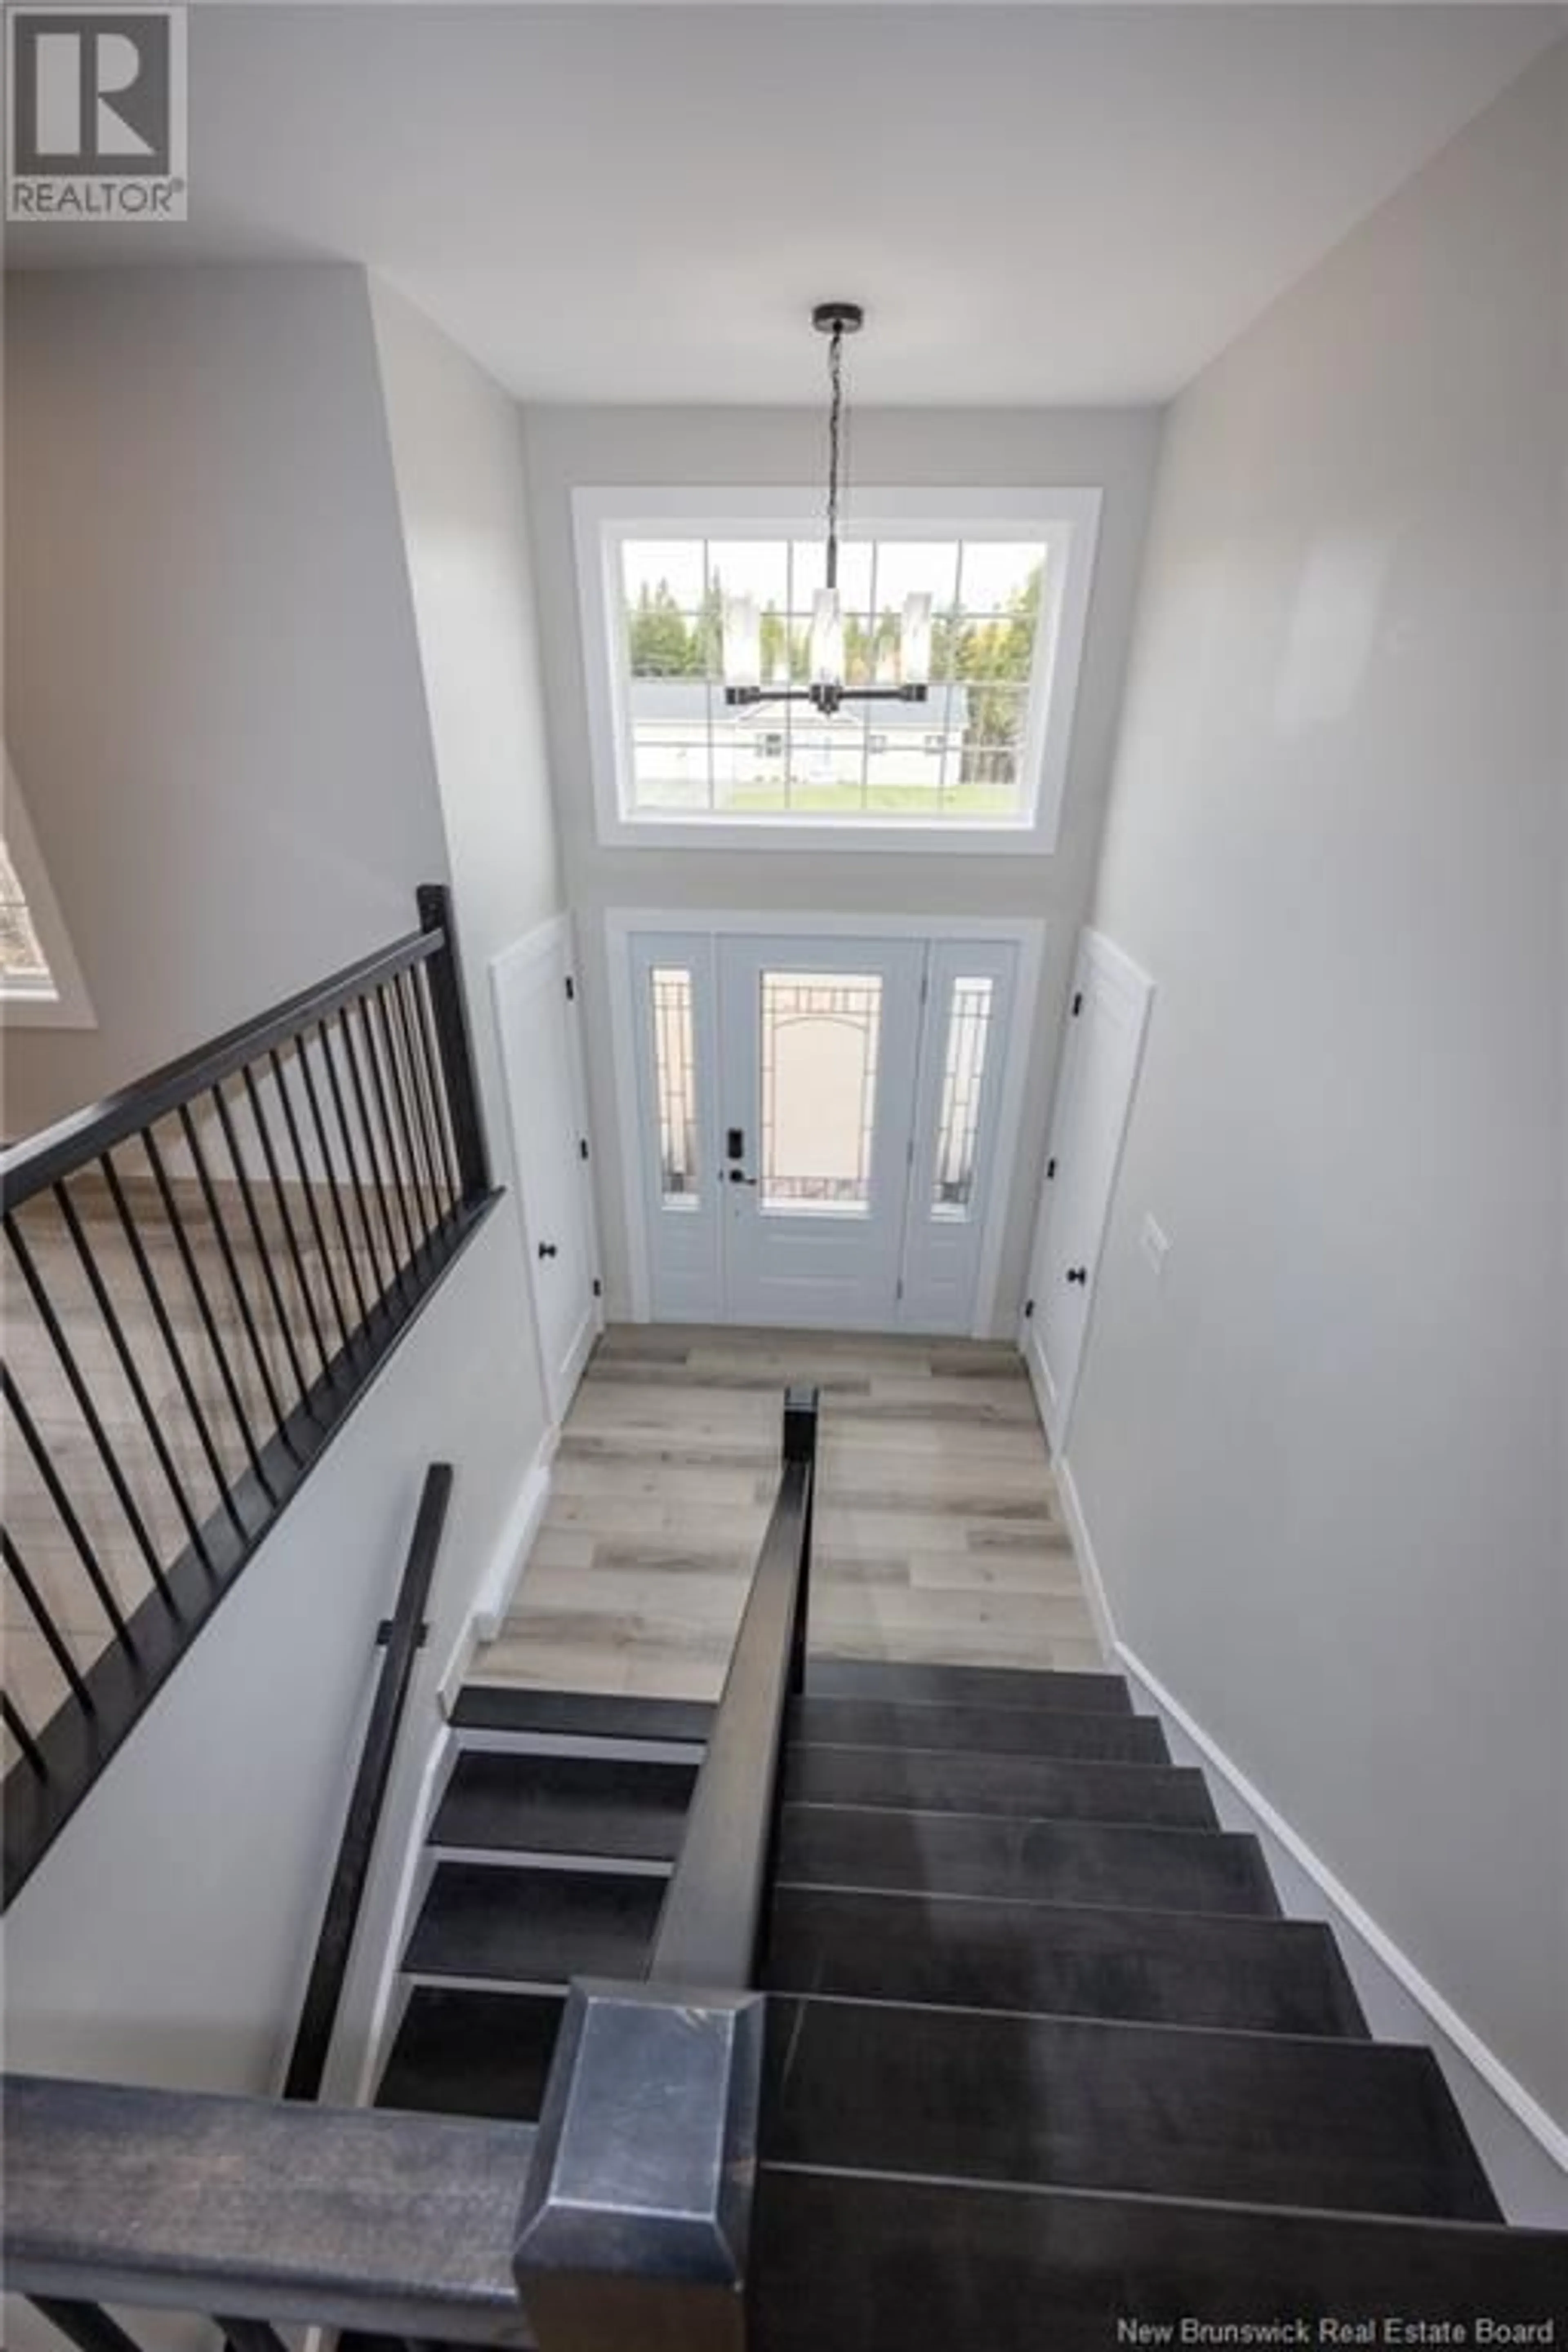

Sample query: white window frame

[1,762,95,1028]
[574,485,1102,857]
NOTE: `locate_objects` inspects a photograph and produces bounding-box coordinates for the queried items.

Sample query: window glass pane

[956,541,1047,612]
[761,972,882,1214]
[616,526,1051,825]
[621,538,706,609]
[932,976,996,1218]
[0,839,51,986]
[650,967,700,1207]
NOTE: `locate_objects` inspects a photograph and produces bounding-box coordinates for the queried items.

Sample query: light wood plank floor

[469,1325,1104,1701]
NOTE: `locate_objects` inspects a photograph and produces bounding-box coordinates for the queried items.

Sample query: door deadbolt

[1066,1265,1088,1285]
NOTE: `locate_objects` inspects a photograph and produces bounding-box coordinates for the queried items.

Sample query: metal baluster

[0,1371,134,1648]
[141,1127,278,1504]
[176,1105,303,1458]
[332,1004,406,1291]
[2,1689,49,1775]
[392,964,448,1226]
[353,994,418,1267]
[318,1013,393,1300]
[374,980,431,1247]
[409,956,461,1207]
[5,1213,180,1618]
[31,2300,150,2352]
[2,1530,96,1711]
[285,1033,372,1334]
[207,1082,320,1418]
[241,1061,337,1384]
[99,1150,249,1539]
[53,1178,216,1570]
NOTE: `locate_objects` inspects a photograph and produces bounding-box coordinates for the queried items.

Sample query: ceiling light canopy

[723,303,932,717]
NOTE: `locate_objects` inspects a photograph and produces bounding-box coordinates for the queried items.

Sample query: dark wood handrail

[2,2072,536,2345]
[0,927,443,1212]
[515,1387,820,2352]
[648,1388,817,1987]
[282,1462,453,2101]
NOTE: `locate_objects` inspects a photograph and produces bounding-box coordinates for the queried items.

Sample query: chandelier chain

[825,321,844,591]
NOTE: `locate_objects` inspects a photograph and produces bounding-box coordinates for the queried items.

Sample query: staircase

[372,1659,1565,2341]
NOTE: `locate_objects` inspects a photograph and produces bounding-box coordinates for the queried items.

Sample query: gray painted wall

[370,279,567,1443]
[3,263,448,1137]
[521,403,1162,1325]
[1067,46,1568,2128]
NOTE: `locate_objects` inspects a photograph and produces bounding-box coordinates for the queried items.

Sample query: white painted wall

[2,264,448,1138]
[1062,43,1568,2152]
[521,404,1162,1326]
[369,279,568,1438]
[2,1213,538,2099]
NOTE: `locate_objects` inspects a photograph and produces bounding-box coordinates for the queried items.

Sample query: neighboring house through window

[574,488,1101,854]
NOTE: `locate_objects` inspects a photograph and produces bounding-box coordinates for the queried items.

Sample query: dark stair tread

[432,1751,697,1860]
[765,1886,1368,2037]
[785,1742,1216,1829]
[761,1997,1499,2220]
[404,1860,664,1985]
[753,2171,1568,2352]
[806,1657,1132,1715]
[452,1684,712,1743]
[790,1695,1167,1764]
[778,1803,1281,1917]
[378,1985,565,2122]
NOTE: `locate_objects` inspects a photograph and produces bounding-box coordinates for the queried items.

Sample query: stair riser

[761,1998,1499,2220]
[765,1889,1368,2038]
[806,1660,1132,1715]
[778,1805,1281,1918]
[791,1698,1168,1764]
[785,1745,1216,1829]
[753,2173,1565,2352]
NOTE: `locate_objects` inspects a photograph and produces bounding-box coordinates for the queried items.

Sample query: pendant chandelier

[722,303,932,717]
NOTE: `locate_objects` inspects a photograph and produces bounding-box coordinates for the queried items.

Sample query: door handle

[537,1241,559,1261]
[727,1170,758,1187]
[1066,1265,1088,1285]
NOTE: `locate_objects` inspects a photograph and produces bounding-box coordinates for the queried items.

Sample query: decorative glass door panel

[718,939,925,1328]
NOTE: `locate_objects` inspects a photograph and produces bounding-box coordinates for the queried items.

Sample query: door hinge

[1071,990,1083,1016]
[919,973,929,1007]
[1024,1298,1035,1319]
[565,975,576,1003]
[592,1278,603,1298]
[579,1137,590,1163]
[1046,1156,1057,1180]
[906,1136,915,1167]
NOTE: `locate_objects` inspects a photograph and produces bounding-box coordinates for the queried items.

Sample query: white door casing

[1023,929,1154,1449]
[492,917,602,1426]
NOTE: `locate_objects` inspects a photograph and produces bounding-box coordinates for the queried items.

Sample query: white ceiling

[9,4,1563,404]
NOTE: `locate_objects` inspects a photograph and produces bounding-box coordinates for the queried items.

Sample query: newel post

[416,882,491,1202]
[513,1979,766,2352]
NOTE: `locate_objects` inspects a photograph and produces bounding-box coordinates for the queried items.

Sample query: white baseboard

[435,1433,557,1713]
[1056,1447,1568,2228]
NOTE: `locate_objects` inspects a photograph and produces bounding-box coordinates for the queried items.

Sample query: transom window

[575,488,1101,855]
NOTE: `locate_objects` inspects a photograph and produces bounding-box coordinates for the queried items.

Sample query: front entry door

[716,938,927,1328]
[626,923,1026,1332]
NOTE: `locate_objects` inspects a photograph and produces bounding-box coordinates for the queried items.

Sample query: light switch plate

[1140,1213,1170,1276]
